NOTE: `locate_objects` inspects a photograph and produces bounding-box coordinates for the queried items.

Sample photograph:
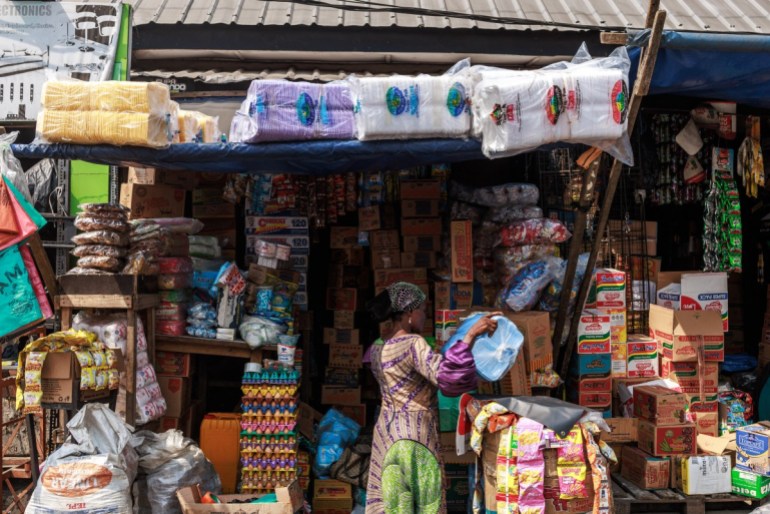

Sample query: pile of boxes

[155,351,198,437]
[569,311,612,416]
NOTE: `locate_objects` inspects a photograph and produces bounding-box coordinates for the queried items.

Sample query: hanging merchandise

[704,148,742,272]
[737,116,765,199]
[0,245,44,337]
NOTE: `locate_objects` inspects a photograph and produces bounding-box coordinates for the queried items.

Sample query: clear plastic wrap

[230,80,356,143]
[160,232,190,257]
[66,266,112,276]
[168,101,181,143]
[0,132,33,205]
[239,315,287,349]
[349,66,472,140]
[177,109,198,143]
[41,81,172,116]
[74,215,130,233]
[72,245,127,258]
[451,181,540,207]
[470,314,524,382]
[157,320,186,336]
[134,430,221,514]
[539,253,591,312]
[499,257,561,312]
[178,110,220,143]
[37,110,171,148]
[158,273,192,290]
[156,302,188,321]
[497,218,572,247]
[123,252,159,275]
[485,205,544,224]
[472,46,633,165]
[149,217,204,234]
[473,221,503,256]
[77,255,123,271]
[158,257,193,274]
[189,243,222,260]
[494,244,560,274]
[80,203,129,216]
[450,201,486,224]
[72,230,128,247]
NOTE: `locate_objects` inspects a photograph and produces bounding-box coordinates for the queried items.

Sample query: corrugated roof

[95,0,770,34]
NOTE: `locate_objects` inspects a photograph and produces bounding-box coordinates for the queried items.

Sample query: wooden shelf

[155,334,276,360]
[56,293,159,310]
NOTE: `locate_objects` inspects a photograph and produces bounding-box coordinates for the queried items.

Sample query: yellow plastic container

[199,413,241,493]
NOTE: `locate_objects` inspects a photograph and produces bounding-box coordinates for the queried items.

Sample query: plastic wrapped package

[186,326,216,339]
[160,232,190,257]
[72,230,128,247]
[314,409,361,478]
[37,110,171,148]
[80,203,130,216]
[539,253,590,312]
[160,289,192,303]
[191,257,224,271]
[494,245,560,274]
[168,101,181,143]
[157,320,186,336]
[123,251,160,275]
[498,257,561,312]
[192,111,221,143]
[0,132,33,205]
[472,46,633,165]
[158,257,193,274]
[230,80,355,143]
[41,81,171,116]
[27,404,137,514]
[474,221,503,256]
[158,273,192,290]
[497,218,571,247]
[66,266,112,275]
[156,301,188,321]
[239,315,287,349]
[72,244,127,258]
[74,214,129,233]
[485,205,544,224]
[134,430,221,514]
[350,70,473,140]
[177,110,198,143]
[77,255,123,272]
[470,315,524,381]
[451,201,486,224]
[451,181,540,207]
[150,218,204,234]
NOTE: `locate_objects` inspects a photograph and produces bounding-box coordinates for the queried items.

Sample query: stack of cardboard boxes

[121,167,188,219]
[735,423,770,500]
[193,183,236,261]
[155,351,198,437]
[568,311,612,417]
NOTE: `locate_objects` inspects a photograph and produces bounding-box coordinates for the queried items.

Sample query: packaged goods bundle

[350,66,473,140]
[471,46,633,165]
[125,219,161,275]
[69,203,130,275]
[37,81,175,148]
[231,80,355,142]
[178,109,221,143]
[451,181,540,208]
[72,311,167,424]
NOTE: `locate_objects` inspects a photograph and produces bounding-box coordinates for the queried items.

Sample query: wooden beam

[600,32,629,45]
[558,9,667,379]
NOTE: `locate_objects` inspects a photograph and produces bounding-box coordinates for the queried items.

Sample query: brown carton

[621,446,671,489]
[633,385,688,424]
[321,386,361,406]
[400,179,441,199]
[327,344,363,369]
[370,230,400,250]
[333,311,355,330]
[403,235,441,253]
[358,206,381,232]
[450,220,473,283]
[505,311,553,375]
[120,183,185,219]
[401,218,442,237]
[323,328,360,345]
[638,420,697,456]
[128,167,193,188]
[157,376,191,418]
[400,252,437,269]
[601,417,638,443]
[330,227,359,249]
[177,482,303,514]
[648,304,725,362]
[401,199,440,218]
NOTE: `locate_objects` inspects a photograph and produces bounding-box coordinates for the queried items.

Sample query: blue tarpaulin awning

[11,31,770,174]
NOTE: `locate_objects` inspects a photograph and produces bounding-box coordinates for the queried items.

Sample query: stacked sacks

[38,81,174,148]
[70,203,130,275]
[230,80,355,143]
[124,219,162,275]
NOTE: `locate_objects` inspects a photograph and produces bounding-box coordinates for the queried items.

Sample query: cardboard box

[373,268,428,288]
[400,179,441,199]
[321,386,361,406]
[400,251,437,269]
[594,269,626,309]
[681,456,731,494]
[693,411,719,437]
[576,311,611,354]
[732,467,770,499]
[336,404,366,427]
[313,480,353,514]
[403,235,441,253]
[120,183,186,219]
[333,311,355,330]
[657,283,681,310]
[681,272,729,331]
[358,206,381,231]
[626,335,659,378]
[369,230,400,250]
[245,235,310,256]
[435,309,463,344]
[660,359,719,393]
[330,227,359,249]
[192,203,233,218]
[155,351,194,377]
[570,353,611,377]
[327,344,363,369]
[612,341,627,377]
[450,220,473,283]
[621,446,671,489]
[401,199,439,218]
[638,420,697,456]
[326,289,358,311]
[244,216,310,236]
[158,376,191,418]
[601,417,638,443]
[401,218,442,237]
[505,311,553,375]
[737,422,770,476]
[128,167,192,188]
[648,305,724,362]
[330,248,364,267]
[569,376,612,401]
[40,351,118,406]
[444,463,473,508]
[323,328,360,345]
[633,385,687,424]
[607,309,628,344]
[371,248,401,269]
[434,281,473,310]
[177,482,303,514]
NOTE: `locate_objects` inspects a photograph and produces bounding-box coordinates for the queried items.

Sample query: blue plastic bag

[313,408,361,478]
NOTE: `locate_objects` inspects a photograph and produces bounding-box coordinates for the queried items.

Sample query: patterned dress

[365,334,476,514]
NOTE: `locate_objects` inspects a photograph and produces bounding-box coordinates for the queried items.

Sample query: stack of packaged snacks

[124,219,162,275]
[69,203,129,275]
[239,363,300,494]
[157,257,194,336]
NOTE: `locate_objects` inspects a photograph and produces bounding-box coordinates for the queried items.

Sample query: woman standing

[364,282,498,514]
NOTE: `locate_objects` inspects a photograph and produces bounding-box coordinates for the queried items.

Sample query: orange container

[199,413,241,493]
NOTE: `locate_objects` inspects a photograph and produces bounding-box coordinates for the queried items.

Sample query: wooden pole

[557,10,667,378]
